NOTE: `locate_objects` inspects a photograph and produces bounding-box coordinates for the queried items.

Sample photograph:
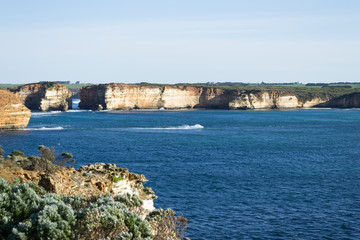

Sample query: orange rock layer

[0,89,31,129]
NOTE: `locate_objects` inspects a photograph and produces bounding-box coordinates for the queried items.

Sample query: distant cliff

[10,82,72,111]
[79,84,330,110]
[0,89,31,129]
[316,92,360,108]
[228,90,330,109]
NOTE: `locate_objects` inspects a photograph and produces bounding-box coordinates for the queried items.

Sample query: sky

[0,0,360,84]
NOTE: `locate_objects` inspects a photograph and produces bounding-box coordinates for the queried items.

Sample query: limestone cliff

[0,89,31,129]
[315,92,360,108]
[10,82,72,111]
[228,91,298,109]
[80,84,329,110]
[79,84,239,110]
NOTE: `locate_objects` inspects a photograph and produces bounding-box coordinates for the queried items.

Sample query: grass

[111,175,124,182]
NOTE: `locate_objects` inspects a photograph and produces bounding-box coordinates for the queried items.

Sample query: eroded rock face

[79,84,239,110]
[300,97,329,108]
[315,92,360,108]
[0,89,31,129]
[80,84,348,110]
[10,83,72,111]
[229,91,299,109]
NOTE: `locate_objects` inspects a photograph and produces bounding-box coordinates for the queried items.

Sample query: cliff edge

[0,146,187,239]
[0,89,31,129]
[10,82,72,111]
[79,84,330,110]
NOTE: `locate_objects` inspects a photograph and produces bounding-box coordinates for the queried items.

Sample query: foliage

[0,145,4,158]
[0,179,76,240]
[0,146,76,175]
[0,146,188,239]
[10,150,26,158]
[40,81,56,88]
[147,208,188,240]
[112,175,124,182]
[115,193,143,208]
[38,145,56,162]
[0,178,162,240]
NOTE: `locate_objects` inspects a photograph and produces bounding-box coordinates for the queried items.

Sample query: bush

[115,193,143,208]
[147,208,188,240]
[0,145,5,158]
[0,179,76,240]
[0,178,155,240]
[10,150,26,158]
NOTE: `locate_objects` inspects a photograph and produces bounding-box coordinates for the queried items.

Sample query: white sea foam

[72,99,80,104]
[20,126,64,131]
[302,108,332,110]
[135,124,204,130]
[31,111,62,116]
[67,109,92,113]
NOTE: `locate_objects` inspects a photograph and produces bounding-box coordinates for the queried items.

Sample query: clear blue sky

[1,0,359,84]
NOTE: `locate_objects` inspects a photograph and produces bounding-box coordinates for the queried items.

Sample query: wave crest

[136,124,204,130]
[31,111,62,116]
[21,127,64,131]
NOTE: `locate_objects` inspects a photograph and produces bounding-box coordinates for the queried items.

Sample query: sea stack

[10,82,72,111]
[0,89,31,129]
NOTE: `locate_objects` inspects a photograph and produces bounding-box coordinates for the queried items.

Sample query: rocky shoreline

[0,146,187,239]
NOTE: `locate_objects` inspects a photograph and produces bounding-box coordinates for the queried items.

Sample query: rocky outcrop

[229,91,299,109]
[80,83,353,110]
[0,162,157,216]
[315,92,360,108]
[299,97,329,108]
[10,82,72,111]
[0,89,31,129]
[79,84,239,110]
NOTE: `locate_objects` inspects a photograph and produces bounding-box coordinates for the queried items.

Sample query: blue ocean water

[1,106,360,239]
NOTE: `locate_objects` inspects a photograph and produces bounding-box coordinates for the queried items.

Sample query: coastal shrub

[0,179,76,240]
[37,145,75,168]
[56,152,75,166]
[28,156,56,173]
[40,81,55,88]
[0,145,5,158]
[0,177,188,240]
[74,194,152,240]
[10,150,26,158]
[115,193,143,208]
[147,208,188,240]
[112,175,124,182]
[38,145,56,162]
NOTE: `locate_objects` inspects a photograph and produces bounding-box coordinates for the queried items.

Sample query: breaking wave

[31,111,62,116]
[135,124,204,130]
[67,109,92,113]
[21,127,64,131]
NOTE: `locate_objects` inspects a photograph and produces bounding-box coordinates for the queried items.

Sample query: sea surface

[1,104,360,239]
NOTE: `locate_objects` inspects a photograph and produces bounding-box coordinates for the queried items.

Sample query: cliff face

[315,92,360,108]
[80,84,329,110]
[79,84,239,110]
[228,91,300,109]
[10,83,72,111]
[0,89,31,129]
